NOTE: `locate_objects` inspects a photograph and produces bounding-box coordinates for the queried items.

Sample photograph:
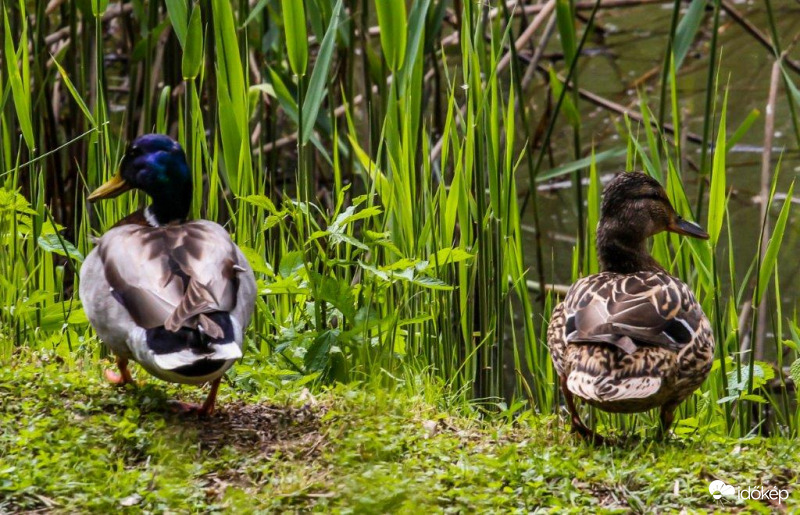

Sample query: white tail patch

[152,342,242,371]
[567,370,661,402]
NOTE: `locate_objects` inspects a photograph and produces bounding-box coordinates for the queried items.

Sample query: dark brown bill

[667,217,709,240]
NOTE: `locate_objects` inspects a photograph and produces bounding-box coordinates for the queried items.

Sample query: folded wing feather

[98,221,244,335]
[566,272,698,354]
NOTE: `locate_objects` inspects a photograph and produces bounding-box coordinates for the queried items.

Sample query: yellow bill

[87,173,132,201]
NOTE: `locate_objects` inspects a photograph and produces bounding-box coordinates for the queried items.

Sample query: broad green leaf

[38,234,84,264]
[156,86,171,133]
[182,4,204,79]
[305,329,339,372]
[281,0,308,76]
[212,0,249,193]
[315,274,356,321]
[239,194,279,214]
[409,275,452,290]
[393,331,406,355]
[91,0,109,17]
[261,276,309,295]
[279,250,305,278]
[249,83,276,98]
[673,417,699,434]
[673,0,706,70]
[308,230,330,242]
[358,261,390,282]
[40,303,88,331]
[0,189,37,215]
[67,307,89,325]
[264,215,282,230]
[375,0,407,71]
[426,248,474,269]
[240,246,273,276]
[790,358,800,393]
[726,361,775,397]
[165,0,189,48]
[328,232,369,251]
[330,204,382,231]
[555,0,576,66]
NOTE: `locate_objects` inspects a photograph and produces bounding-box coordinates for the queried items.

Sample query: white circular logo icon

[709,480,736,499]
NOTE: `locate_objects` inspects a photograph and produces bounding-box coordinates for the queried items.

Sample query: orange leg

[168,378,221,417]
[105,356,135,386]
[199,378,221,416]
[560,374,605,445]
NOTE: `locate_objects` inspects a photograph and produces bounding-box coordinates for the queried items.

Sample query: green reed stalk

[696,0,721,219]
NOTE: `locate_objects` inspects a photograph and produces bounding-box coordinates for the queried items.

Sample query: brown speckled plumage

[547,172,714,442]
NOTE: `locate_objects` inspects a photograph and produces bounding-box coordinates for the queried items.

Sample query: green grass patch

[1,350,798,512]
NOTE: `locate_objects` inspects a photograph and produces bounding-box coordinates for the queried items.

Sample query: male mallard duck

[547,171,714,442]
[79,134,256,416]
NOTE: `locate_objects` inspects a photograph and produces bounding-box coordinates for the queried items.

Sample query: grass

[2,348,799,513]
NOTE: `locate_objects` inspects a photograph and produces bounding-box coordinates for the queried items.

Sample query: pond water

[522,1,800,319]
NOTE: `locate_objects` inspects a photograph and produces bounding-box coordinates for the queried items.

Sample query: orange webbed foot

[167,378,221,418]
[105,357,135,386]
[105,368,132,385]
[167,400,215,417]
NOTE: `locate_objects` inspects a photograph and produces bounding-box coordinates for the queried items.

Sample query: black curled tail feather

[145,312,235,355]
[145,313,236,377]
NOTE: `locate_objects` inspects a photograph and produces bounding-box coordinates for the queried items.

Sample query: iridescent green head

[88,134,192,225]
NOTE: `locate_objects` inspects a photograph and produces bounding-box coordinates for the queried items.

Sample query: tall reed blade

[301,0,343,145]
[375,0,407,72]
[282,0,308,78]
[3,7,34,150]
[707,96,727,248]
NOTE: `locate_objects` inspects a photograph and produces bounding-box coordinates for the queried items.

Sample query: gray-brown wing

[564,271,702,354]
[98,221,247,337]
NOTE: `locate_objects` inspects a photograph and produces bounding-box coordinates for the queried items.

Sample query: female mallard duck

[547,171,714,443]
[79,134,256,416]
